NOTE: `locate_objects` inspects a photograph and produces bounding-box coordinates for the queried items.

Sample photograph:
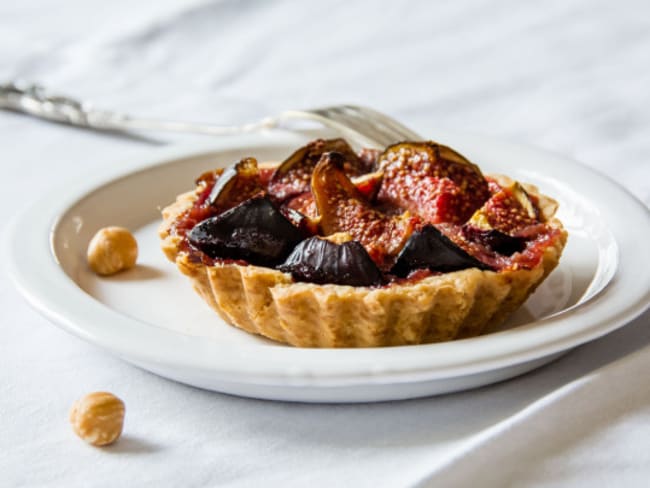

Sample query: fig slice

[311,152,417,267]
[207,157,264,212]
[283,192,319,220]
[391,225,492,277]
[282,170,383,220]
[358,147,381,168]
[350,171,383,202]
[268,138,365,201]
[278,236,383,287]
[376,141,490,224]
[469,181,539,235]
[188,196,304,266]
[279,204,320,237]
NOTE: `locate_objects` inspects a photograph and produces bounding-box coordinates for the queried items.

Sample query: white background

[1,1,649,486]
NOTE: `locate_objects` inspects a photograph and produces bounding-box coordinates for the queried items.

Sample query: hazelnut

[70,392,125,446]
[87,226,138,275]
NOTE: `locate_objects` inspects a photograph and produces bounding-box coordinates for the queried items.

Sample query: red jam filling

[169,141,562,284]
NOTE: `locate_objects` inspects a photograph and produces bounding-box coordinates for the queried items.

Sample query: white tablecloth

[1,1,649,486]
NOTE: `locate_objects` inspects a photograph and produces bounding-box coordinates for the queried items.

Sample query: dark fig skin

[391,225,492,277]
[279,205,320,236]
[207,157,263,211]
[188,196,304,266]
[268,138,365,201]
[462,226,526,256]
[278,237,383,287]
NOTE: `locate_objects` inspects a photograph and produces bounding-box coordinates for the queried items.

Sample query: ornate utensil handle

[0,81,128,129]
[0,81,277,135]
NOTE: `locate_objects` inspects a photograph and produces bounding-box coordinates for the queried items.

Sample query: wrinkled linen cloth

[1,1,649,487]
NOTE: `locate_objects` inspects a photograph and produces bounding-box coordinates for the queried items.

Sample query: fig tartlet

[160,139,567,347]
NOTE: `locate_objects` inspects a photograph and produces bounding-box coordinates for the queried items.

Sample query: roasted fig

[311,152,417,267]
[391,225,492,277]
[188,196,304,266]
[207,157,264,212]
[279,204,320,236]
[358,147,381,169]
[281,171,383,220]
[283,192,319,219]
[350,171,383,202]
[461,226,526,256]
[376,142,490,224]
[469,181,539,235]
[268,138,365,201]
[278,236,383,287]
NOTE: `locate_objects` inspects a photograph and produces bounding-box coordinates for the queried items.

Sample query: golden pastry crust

[159,176,567,348]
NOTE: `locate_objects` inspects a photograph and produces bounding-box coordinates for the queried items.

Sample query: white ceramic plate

[7,130,650,403]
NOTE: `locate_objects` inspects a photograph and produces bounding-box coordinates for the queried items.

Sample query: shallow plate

[7,130,650,402]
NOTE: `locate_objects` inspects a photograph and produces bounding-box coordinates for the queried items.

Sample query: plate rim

[6,130,650,387]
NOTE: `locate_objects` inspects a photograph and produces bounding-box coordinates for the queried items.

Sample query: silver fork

[279,105,422,147]
[0,81,422,147]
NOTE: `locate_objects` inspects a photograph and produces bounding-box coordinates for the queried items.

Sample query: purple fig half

[391,225,492,277]
[188,196,304,266]
[278,236,383,287]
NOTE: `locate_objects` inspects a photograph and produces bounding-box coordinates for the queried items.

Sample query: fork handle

[0,81,279,135]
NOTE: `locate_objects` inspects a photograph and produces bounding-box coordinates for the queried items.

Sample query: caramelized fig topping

[376,142,490,224]
[469,181,539,235]
[175,139,552,283]
[207,157,264,213]
[268,138,365,201]
[278,237,383,287]
[391,225,492,277]
[312,152,417,267]
[188,196,304,266]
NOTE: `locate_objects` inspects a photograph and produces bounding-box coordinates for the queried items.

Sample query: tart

[160,139,567,347]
